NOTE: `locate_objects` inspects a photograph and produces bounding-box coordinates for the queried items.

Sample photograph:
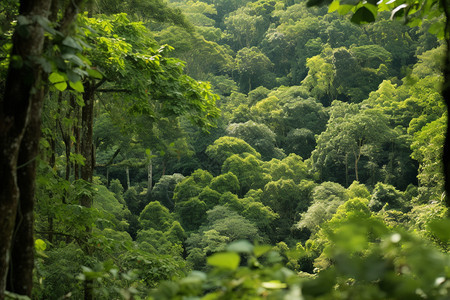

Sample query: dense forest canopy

[0,0,449,299]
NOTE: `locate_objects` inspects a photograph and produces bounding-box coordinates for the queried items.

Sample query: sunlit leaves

[207,252,240,270]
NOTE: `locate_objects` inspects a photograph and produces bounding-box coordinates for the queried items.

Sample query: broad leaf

[207,252,240,270]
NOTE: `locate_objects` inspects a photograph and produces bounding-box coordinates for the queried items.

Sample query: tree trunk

[345,153,349,187]
[7,85,45,295]
[442,0,450,208]
[126,165,131,190]
[147,153,153,195]
[0,0,51,297]
[80,81,95,300]
[80,81,95,208]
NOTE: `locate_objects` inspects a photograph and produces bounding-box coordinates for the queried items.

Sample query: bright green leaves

[35,239,47,252]
[69,80,84,93]
[49,72,67,91]
[207,252,240,270]
[49,71,85,92]
[78,13,219,131]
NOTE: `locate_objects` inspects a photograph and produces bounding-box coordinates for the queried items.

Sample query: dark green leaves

[351,6,376,24]
[306,0,333,7]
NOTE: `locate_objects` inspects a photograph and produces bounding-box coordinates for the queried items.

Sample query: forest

[0,0,450,299]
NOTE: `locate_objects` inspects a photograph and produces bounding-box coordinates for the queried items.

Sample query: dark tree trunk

[81,81,95,207]
[73,97,81,180]
[80,81,95,300]
[0,0,51,297]
[7,85,45,295]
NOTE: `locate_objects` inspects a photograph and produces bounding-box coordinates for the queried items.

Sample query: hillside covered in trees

[1,0,449,298]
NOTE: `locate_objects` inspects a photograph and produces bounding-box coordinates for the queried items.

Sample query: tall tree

[0,0,86,297]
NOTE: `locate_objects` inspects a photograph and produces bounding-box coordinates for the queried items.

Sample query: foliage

[17,0,449,298]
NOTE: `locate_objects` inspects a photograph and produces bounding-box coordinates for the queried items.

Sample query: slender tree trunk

[147,152,153,194]
[345,153,349,187]
[48,123,56,243]
[80,81,95,300]
[0,0,51,297]
[80,82,95,208]
[7,85,45,295]
[126,166,131,190]
[354,147,361,183]
[74,101,81,180]
[162,159,166,176]
[442,0,450,208]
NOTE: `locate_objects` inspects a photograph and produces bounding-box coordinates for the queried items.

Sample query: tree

[221,154,268,195]
[209,172,240,194]
[206,136,261,172]
[139,201,173,231]
[0,0,86,297]
[234,47,275,92]
[312,102,392,186]
[151,174,185,211]
[226,121,284,160]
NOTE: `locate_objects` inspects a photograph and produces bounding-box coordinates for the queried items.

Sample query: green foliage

[209,172,240,194]
[222,154,268,195]
[151,173,185,211]
[368,182,408,212]
[94,185,131,231]
[226,121,284,160]
[234,46,275,92]
[173,169,213,203]
[139,201,174,231]
[28,0,448,298]
[175,197,208,231]
[206,136,261,170]
[411,114,446,201]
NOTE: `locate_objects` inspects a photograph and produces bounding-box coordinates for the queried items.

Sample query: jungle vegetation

[0,0,449,299]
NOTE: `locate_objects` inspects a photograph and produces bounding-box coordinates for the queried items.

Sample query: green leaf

[34,57,52,73]
[254,245,272,257]
[351,6,376,24]
[363,4,378,18]
[54,81,67,91]
[62,37,83,51]
[207,252,240,270]
[62,53,85,67]
[261,281,287,289]
[69,80,85,93]
[49,72,67,91]
[428,219,450,242]
[337,4,354,14]
[340,0,360,5]
[35,239,47,251]
[87,68,103,79]
[328,0,340,12]
[48,72,65,84]
[226,240,254,253]
[66,70,81,83]
[306,0,332,7]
